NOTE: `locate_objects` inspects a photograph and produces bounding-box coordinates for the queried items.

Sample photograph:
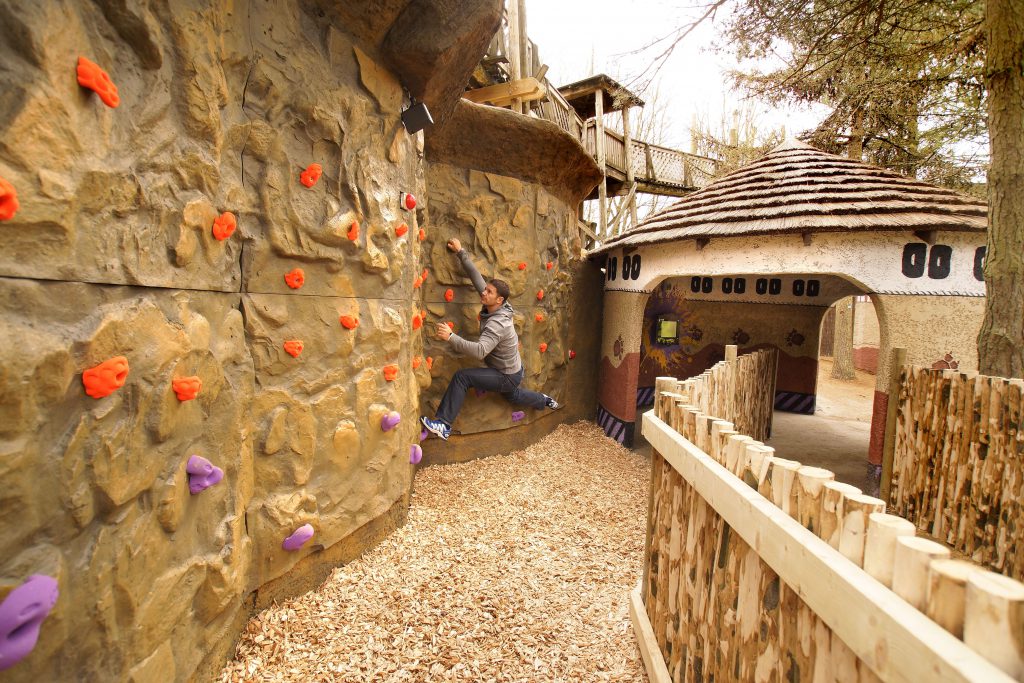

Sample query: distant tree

[831,298,856,381]
[719,0,987,188]
[689,102,785,176]
[977,0,1024,377]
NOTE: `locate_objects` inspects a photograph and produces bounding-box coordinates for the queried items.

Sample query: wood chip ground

[219,421,651,682]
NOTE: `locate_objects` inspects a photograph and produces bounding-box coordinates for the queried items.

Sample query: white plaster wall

[602,231,987,298]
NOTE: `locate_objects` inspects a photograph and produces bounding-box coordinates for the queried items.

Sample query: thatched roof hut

[592,139,989,485]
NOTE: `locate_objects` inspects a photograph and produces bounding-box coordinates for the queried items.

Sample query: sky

[523,0,829,152]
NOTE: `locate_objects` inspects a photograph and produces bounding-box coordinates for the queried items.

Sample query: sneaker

[420,416,451,441]
[544,395,560,410]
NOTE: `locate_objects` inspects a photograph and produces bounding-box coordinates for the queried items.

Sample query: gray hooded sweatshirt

[445,250,523,374]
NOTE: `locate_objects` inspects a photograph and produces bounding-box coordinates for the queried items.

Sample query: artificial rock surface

[0,0,598,679]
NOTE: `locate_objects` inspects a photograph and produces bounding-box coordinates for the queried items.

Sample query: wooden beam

[622,106,638,232]
[914,229,937,245]
[880,346,907,502]
[629,582,672,683]
[463,77,545,107]
[642,412,1014,683]
[595,90,607,238]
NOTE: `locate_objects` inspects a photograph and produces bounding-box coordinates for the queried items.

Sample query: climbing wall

[0,2,426,680]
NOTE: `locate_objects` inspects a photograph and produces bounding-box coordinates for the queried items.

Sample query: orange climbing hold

[0,177,18,221]
[426,357,434,370]
[300,163,322,188]
[413,276,423,289]
[446,321,455,331]
[536,289,544,301]
[76,56,120,108]
[539,343,548,353]
[82,356,129,398]
[546,261,553,270]
[347,221,359,242]
[283,340,304,357]
[535,313,544,323]
[383,364,399,381]
[420,309,426,320]
[418,228,426,242]
[284,268,305,289]
[412,314,422,330]
[421,268,429,282]
[339,315,359,330]
[412,356,423,369]
[172,376,202,401]
[401,192,417,211]
[212,212,236,241]
[444,289,454,302]
[518,262,527,270]
[396,223,409,237]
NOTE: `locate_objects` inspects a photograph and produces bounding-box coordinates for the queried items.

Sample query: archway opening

[633,273,877,490]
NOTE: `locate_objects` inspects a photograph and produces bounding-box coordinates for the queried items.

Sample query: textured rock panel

[421,163,577,436]
[0,279,252,681]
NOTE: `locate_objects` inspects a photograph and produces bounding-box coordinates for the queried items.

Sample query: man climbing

[420,238,559,440]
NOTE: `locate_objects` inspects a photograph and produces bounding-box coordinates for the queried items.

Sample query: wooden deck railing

[581,123,717,192]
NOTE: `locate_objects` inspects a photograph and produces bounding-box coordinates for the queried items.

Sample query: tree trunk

[832,297,856,380]
[978,0,1024,378]
[848,106,865,161]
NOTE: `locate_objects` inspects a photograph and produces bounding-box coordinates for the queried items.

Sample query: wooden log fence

[654,346,777,443]
[889,365,1024,583]
[631,358,1024,681]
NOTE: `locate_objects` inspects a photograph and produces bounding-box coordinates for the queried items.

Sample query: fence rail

[890,366,1024,582]
[634,351,1024,682]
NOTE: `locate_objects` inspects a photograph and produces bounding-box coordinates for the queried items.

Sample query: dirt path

[766,358,877,492]
[220,422,650,682]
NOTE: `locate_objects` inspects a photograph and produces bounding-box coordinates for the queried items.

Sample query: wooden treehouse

[464,1,717,244]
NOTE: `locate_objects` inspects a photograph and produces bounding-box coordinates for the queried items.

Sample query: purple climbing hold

[409,444,423,464]
[380,411,401,432]
[511,411,525,422]
[186,455,223,495]
[282,524,314,551]
[419,428,428,442]
[475,388,487,397]
[0,575,59,671]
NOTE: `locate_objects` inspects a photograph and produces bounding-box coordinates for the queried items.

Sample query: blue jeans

[435,367,547,426]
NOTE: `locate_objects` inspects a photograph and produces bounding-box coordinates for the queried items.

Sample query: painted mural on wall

[638,278,826,413]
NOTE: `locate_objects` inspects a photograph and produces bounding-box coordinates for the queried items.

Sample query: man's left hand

[436,323,453,341]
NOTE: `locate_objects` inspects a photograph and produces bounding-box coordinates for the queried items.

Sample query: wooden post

[765,458,802,517]
[892,536,951,610]
[595,90,607,238]
[742,444,774,490]
[654,377,676,420]
[516,0,529,79]
[725,344,738,362]
[621,105,638,231]
[820,481,862,549]
[837,494,886,566]
[796,466,835,535]
[881,347,908,502]
[506,0,522,115]
[926,559,981,639]
[863,512,916,587]
[964,571,1024,678]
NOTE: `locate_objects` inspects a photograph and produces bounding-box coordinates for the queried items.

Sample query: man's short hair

[489,278,511,302]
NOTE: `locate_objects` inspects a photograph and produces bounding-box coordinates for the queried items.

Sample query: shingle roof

[592,139,987,254]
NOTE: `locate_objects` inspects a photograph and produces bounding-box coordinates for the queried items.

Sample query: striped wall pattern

[597,403,634,445]
[636,386,655,407]
[774,390,816,414]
